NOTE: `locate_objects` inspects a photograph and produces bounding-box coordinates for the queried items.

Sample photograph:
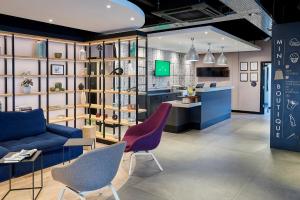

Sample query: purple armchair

[122,103,172,175]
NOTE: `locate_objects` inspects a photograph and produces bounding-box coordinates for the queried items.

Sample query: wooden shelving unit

[82,34,148,144]
[0,31,148,144]
[0,33,87,128]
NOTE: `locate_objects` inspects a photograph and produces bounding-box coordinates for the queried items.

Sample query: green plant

[21,78,33,87]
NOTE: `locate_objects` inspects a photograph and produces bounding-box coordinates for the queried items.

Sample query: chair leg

[150,152,163,171]
[129,153,134,176]
[109,184,120,200]
[57,188,66,200]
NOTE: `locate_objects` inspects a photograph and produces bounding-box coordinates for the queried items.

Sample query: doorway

[260,62,272,114]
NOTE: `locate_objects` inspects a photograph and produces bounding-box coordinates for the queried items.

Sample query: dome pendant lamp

[217,47,228,66]
[186,37,199,62]
[203,43,215,64]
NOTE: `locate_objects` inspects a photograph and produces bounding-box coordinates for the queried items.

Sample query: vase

[23,86,31,94]
[80,91,86,104]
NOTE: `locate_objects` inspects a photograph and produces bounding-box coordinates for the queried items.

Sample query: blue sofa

[0,109,83,182]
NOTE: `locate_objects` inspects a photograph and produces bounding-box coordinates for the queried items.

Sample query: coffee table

[63,138,95,164]
[0,150,43,200]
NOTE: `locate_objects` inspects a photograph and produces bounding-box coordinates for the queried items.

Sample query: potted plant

[21,78,33,94]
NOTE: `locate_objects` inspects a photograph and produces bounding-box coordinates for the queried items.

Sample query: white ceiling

[0,0,145,33]
[148,26,261,54]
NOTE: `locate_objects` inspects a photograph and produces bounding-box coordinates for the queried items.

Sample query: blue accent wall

[271,22,300,151]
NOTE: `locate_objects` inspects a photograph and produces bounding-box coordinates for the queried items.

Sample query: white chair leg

[150,152,163,171]
[129,153,134,175]
[109,184,120,200]
[57,188,66,200]
[79,196,86,200]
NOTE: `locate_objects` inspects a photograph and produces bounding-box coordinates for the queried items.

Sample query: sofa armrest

[47,124,82,139]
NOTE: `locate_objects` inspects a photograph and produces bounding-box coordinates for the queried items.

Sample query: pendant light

[203,43,215,64]
[217,47,227,65]
[186,37,199,62]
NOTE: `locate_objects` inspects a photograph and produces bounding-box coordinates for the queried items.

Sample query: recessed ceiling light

[130,17,135,21]
[221,37,225,40]
[48,19,53,23]
[204,31,208,35]
[106,4,111,8]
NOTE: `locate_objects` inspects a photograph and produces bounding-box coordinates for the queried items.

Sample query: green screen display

[155,60,170,76]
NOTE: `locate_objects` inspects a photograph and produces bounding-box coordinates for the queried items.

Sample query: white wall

[195,40,271,112]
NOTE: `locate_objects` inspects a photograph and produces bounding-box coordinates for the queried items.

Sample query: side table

[0,150,43,200]
[63,138,95,164]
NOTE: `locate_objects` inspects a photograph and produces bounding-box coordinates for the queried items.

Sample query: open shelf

[49,114,85,124]
[104,89,146,95]
[96,131,119,143]
[15,92,46,96]
[43,104,84,112]
[49,90,79,94]
[49,116,75,124]
[104,74,146,78]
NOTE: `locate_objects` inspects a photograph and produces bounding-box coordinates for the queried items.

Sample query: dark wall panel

[271,22,300,151]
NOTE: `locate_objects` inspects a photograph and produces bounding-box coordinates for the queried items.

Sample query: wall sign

[240,73,248,82]
[250,72,258,82]
[271,22,300,151]
[250,62,258,71]
[240,62,248,71]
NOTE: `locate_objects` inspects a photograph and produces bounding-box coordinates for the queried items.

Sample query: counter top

[164,100,202,108]
[147,91,180,96]
[196,86,233,93]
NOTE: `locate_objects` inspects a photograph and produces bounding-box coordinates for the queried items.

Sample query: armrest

[47,124,82,139]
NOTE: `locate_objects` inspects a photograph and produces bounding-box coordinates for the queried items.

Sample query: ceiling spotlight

[106,4,111,8]
[221,37,225,40]
[186,37,199,62]
[130,17,135,21]
[217,47,227,66]
[203,43,215,64]
[204,31,208,35]
[48,19,53,23]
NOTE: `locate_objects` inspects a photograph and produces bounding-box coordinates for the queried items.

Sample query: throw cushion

[0,132,68,153]
[0,146,9,158]
[0,109,46,142]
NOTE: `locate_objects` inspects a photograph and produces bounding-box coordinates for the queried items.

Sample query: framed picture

[240,73,248,82]
[51,64,64,75]
[250,62,258,71]
[240,62,248,71]
[250,72,258,82]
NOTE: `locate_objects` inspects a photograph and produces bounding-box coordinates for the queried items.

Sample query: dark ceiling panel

[130,0,269,41]
[129,0,233,26]
[257,0,300,24]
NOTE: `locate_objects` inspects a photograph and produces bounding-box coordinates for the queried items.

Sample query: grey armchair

[51,142,126,200]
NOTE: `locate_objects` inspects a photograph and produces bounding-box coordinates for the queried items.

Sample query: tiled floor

[2,113,300,200]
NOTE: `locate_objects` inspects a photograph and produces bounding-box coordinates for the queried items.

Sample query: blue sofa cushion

[0,132,68,153]
[0,109,47,142]
[46,124,82,138]
[0,146,8,158]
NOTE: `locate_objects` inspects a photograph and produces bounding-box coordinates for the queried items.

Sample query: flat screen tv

[155,60,170,76]
[196,67,229,77]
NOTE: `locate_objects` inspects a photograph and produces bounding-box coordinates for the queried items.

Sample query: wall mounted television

[155,60,170,76]
[196,67,230,77]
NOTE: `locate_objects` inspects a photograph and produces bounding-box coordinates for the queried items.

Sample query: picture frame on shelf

[240,62,248,71]
[51,64,64,75]
[250,72,258,82]
[240,73,248,82]
[250,62,258,71]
